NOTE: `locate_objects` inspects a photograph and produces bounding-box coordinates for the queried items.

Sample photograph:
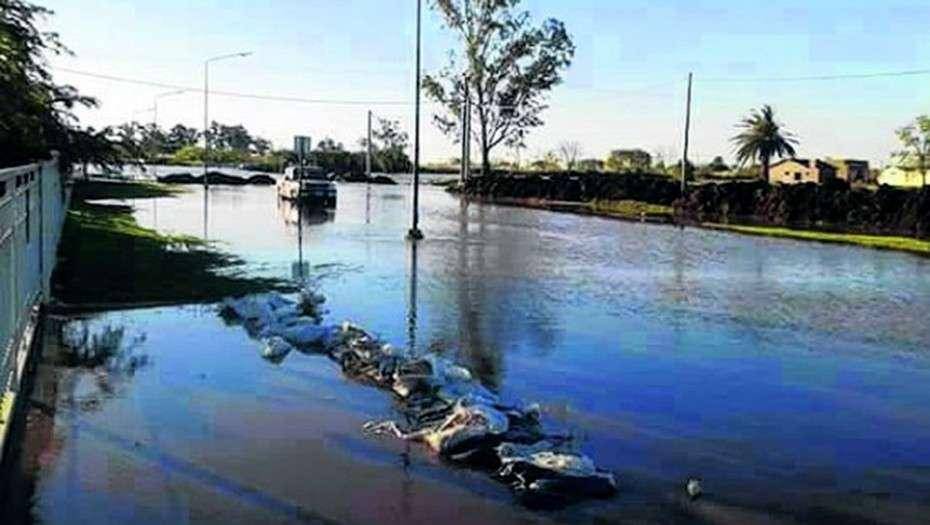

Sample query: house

[825,158,871,183]
[878,166,928,187]
[768,158,838,185]
[606,149,652,171]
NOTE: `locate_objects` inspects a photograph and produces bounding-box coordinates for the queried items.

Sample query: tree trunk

[761,156,770,183]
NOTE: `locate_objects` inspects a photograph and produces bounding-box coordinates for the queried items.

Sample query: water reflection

[276,199,335,283]
[21,182,930,524]
[202,186,209,239]
[57,319,151,411]
[406,241,418,353]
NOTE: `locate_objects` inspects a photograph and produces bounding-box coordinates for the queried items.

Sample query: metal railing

[0,154,67,393]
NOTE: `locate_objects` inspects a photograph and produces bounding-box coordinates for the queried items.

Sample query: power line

[700,68,930,83]
[53,67,410,106]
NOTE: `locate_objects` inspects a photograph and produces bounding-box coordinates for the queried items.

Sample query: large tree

[732,105,798,182]
[0,0,120,168]
[165,124,200,153]
[423,0,575,176]
[896,115,930,187]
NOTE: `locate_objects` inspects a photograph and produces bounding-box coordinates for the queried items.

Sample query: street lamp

[406,0,424,241]
[203,52,251,191]
[153,89,185,129]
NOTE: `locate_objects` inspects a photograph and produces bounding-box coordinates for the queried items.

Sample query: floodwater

[4,181,930,524]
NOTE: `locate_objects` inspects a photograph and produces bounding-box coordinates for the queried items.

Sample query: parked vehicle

[277,165,337,207]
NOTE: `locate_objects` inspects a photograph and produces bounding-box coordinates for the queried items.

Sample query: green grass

[53,181,292,308]
[706,224,930,256]
[591,199,674,219]
[72,179,182,201]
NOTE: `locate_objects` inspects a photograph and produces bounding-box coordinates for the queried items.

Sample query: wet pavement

[3,180,930,524]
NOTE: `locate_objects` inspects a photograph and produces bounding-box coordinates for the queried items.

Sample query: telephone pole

[460,80,472,183]
[681,72,693,195]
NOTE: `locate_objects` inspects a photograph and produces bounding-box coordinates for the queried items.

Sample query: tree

[557,141,582,170]
[708,155,730,172]
[0,0,118,168]
[423,0,575,176]
[165,124,200,153]
[360,118,412,173]
[69,126,129,178]
[732,105,798,182]
[529,151,560,171]
[605,149,652,172]
[895,115,930,187]
[317,137,344,152]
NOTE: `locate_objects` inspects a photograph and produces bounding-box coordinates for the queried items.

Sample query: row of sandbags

[221,292,617,507]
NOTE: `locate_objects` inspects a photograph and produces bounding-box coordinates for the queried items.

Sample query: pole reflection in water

[365,182,371,225]
[297,201,305,282]
[278,199,333,282]
[202,187,209,240]
[406,240,418,354]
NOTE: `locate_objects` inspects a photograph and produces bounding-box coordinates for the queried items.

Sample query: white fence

[0,154,67,393]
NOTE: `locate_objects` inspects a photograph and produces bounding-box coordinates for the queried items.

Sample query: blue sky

[45,0,930,166]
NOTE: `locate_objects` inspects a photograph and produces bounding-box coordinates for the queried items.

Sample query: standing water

[4,181,930,524]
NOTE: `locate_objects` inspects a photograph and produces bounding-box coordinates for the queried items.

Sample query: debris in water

[495,441,617,503]
[261,336,294,362]
[686,478,703,500]
[220,290,618,506]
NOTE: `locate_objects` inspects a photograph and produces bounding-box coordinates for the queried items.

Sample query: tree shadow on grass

[52,199,293,308]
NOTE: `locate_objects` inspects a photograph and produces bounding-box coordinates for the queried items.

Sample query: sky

[43,0,930,166]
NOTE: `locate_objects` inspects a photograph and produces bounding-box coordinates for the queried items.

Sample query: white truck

[277,165,337,208]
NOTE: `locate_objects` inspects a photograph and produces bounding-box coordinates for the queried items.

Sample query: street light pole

[153,89,185,130]
[681,72,693,195]
[203,52,251,193]
[407,0,424,241]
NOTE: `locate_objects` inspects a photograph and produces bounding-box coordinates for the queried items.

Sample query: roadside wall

[0,155,68,456]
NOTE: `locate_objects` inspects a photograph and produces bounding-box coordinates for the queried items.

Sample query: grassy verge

[705,223,930,256]
[53,181,292,308]
[72,179,181,200]
[590,199,674,220]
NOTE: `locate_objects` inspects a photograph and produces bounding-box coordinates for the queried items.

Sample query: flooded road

[5,181,930,524]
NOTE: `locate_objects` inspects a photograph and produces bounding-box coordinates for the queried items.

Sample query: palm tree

[732,105,798,182]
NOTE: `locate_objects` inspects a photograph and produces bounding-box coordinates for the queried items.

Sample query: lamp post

[407,0,424,241]
[153,89,185,129]
[203,52,251,191]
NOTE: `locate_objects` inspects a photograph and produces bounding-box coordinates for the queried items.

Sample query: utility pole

[681,72,693,195]
[464,84,471,182]
[407,0,424,240]
[463,0,472,182]
[204,62,210,192]
[366,110,373,179]
[460,99,467,183]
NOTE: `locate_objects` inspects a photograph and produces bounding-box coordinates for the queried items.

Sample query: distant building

[576,158,605,172]
[825,158,870,183]
[768,158,838,185]
[878,166,928,187]
[606,149,652,171]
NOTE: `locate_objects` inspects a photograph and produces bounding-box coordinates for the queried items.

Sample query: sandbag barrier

[221,291,618,507]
